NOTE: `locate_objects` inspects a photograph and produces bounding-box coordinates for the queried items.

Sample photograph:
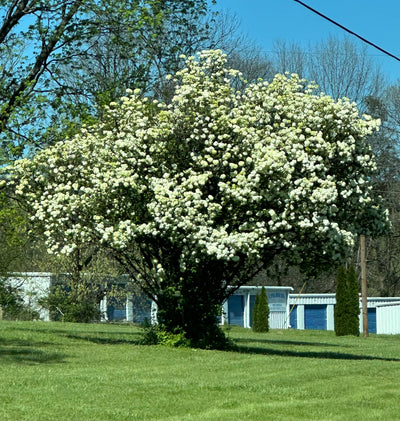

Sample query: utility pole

[360,234,369,337]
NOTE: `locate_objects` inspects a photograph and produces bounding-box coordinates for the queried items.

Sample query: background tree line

[1,0,400,306]
[262,36,400,296]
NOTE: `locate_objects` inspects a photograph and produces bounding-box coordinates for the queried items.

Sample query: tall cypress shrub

[252,286,270,332]
[334,265,360,336]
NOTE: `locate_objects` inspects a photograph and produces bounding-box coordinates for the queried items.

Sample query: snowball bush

[8,50,389,347]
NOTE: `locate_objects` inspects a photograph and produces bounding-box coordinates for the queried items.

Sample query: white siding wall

[377,304,400,334]
[7,273,52,321]
[296,305,305,329]
[270,311,287,329]
[326,304,335,331]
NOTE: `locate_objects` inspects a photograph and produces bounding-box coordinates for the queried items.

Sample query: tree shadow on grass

[9,325,143,345]
[234,339,400,361]
[0,338,66,365]
[63,332,142,345]
[234,337,345,348]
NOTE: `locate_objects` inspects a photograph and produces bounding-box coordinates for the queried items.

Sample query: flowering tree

[9,50,389,348]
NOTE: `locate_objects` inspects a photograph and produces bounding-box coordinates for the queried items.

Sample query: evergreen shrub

[334,265,360,336]
[252,286,270,332]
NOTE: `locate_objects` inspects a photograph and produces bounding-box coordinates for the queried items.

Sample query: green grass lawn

[1,321,400,421]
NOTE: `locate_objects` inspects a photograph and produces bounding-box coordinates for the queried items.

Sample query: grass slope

[1,321,400,420]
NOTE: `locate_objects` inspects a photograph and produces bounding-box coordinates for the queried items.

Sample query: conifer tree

[334,265,360,336]
[252,286,270,332]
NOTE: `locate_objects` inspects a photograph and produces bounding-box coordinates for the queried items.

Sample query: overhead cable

[293,0,400,63]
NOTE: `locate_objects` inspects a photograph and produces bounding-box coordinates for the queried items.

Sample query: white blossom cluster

[9,50,389,276]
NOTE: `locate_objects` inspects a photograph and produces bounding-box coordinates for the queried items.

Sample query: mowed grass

[1,322,400,421]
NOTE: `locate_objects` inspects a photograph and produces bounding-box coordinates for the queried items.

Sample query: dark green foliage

[139,319,236,350]
[155,286,237,350]
[252,286,270,332]
[40,279,102,323]
[140,253,248,350]
[334,265,360,336]
[0,279,39,321]
[139,320,189,347]
[0,193,28,273]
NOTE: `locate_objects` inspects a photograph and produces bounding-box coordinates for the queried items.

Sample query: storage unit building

[289,294,400,334]
[222,286,293,329]
[10,273,400,334]
[103,285,294,328]
[289,294,336,331]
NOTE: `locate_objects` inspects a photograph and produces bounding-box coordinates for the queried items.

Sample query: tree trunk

[154,260,235,349]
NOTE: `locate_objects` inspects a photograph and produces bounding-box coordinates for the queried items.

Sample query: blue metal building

[221,286,294,329]
[288,293,400,334]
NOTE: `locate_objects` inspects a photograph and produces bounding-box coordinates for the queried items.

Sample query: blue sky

[213,0,400,82]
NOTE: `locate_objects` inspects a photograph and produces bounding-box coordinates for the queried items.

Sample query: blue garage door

[131,295,152,324]
[289,305,297,329]
[249,295,256,327]
[368,308,377,334]
[228,295,244,327]
[107,304,126,321]
[305,305,327,330]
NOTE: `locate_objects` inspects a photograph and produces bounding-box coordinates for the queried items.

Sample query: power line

[293,0,400,63]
